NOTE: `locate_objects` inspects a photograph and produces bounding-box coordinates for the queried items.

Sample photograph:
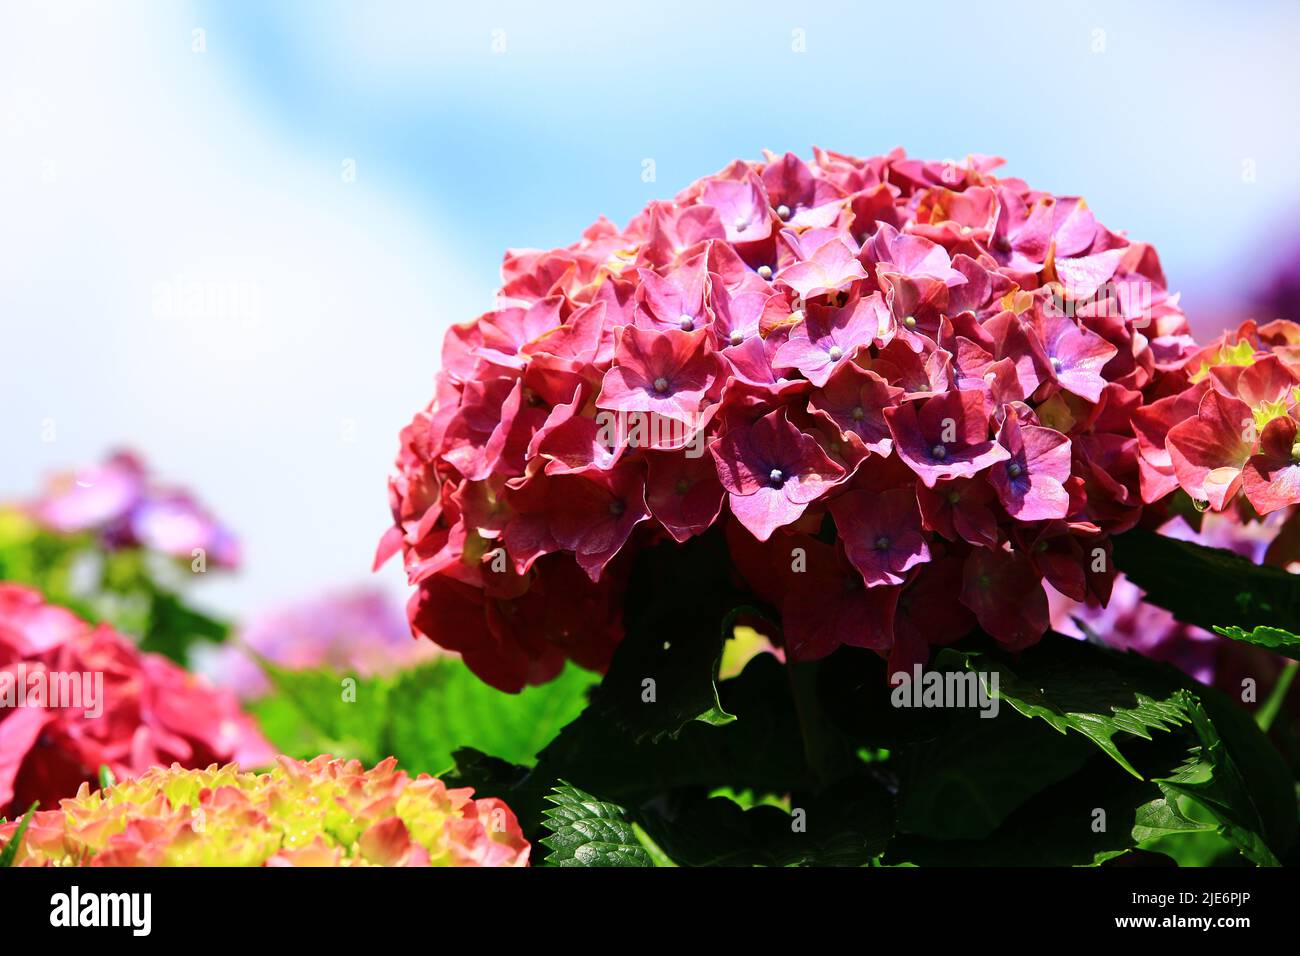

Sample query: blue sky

[3,0,1298,613]
[204,0,1300,322]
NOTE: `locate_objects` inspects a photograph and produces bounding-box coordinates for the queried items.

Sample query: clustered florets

[193,587,440,700]
[0,756,529,867]
[1141,319,1300,515]
[0,584,271,816]
[19,450,240,568]
[381,147,1203,690]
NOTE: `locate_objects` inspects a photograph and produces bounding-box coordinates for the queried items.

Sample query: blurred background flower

[193,586,441,700]
[24,450,239,568]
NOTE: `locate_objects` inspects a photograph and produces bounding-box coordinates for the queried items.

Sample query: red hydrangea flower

[711,408,846,541]
[831,488,931,587]
[1151,318,1300,515]
[989,407,1072,520]
[0,585,273,817]
[382,148,1200,688]
[884,388,1011,487]
[597,325,719,425]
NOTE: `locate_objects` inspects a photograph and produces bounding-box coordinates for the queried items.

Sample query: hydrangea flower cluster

[193,587,442,700]
[381,148,1198,689]
[1142,318,1300,515]
[21,450,240,568]
[0,584,272,817]
[0,756,529,867]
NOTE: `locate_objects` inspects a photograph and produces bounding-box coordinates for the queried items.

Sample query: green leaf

[887,751,1172,866]
[0,803,38,868]
[97,765,116,790]
[935,636,1190,778]
[539,784,652,867]
[385,659,597,772]
[1214,624,1300,662]
[1167,665,1297,856]
[1154,693,1281,866]
[587,530,750,742]
[895,706,1095,840]
[255,657,597,775]
[445,653,816,841]
[257,661,390,762]
[883,631,1295,865]
[1131,790,1216,844]
[1113,527,1300,633]
[140,589,230,663]
[636,775,894,867]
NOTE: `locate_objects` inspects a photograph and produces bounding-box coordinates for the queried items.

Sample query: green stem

[784,656,843,788]
[1256,660,1298,733]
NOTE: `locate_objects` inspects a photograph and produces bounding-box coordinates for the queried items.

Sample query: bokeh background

[3,0,1299,615]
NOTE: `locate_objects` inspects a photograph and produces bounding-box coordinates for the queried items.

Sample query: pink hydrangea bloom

[711,408,846,541]
[21,451,239,568]
[0,584,273,817]
[1153,320,1300,515]
[382,148,1199,687]
[192,587,442,699]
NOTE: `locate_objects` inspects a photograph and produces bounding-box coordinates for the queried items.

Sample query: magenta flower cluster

[381,148,1197,689]
[23,451,240,569]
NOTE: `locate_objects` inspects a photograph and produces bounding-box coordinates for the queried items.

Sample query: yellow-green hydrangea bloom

[0,756,529,867]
